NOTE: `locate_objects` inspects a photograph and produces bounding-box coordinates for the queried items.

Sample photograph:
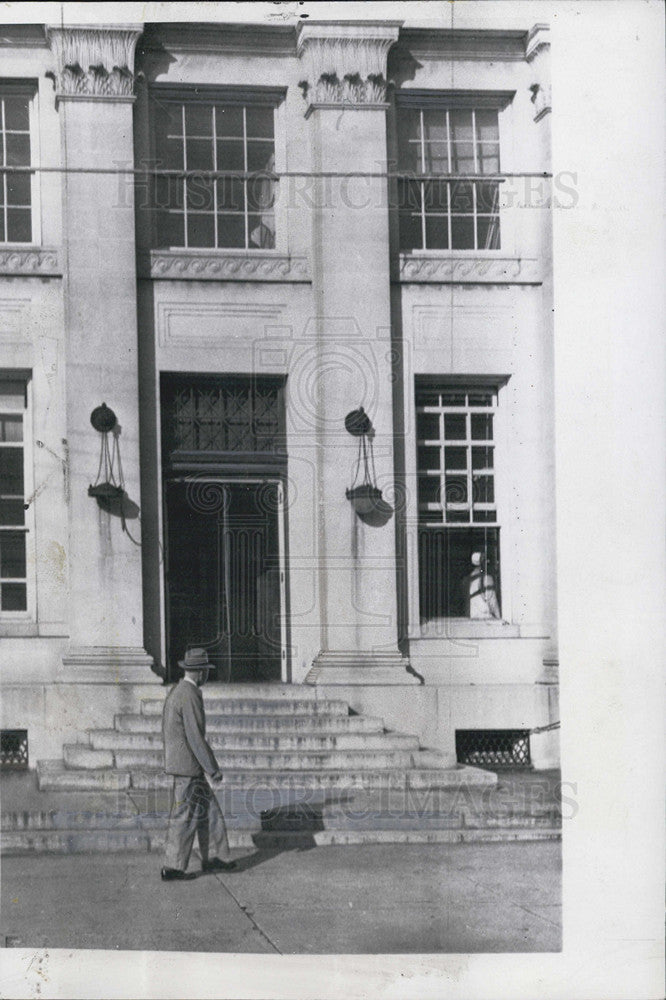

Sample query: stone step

[147,684,319,702]
[0,825,561,855]
[37,761,131,791]
[90,729,419,753]
[2,808,561,834]
[7,763,561,853]
[0,793,561,833]
[37,761,496,792]
[63,744,420,771]
[2,778,561,847]
[116,713,384,734]
[204,684,320,701]
[141,698,349,717]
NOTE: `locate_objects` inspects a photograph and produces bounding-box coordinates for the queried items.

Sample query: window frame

[0,80,40,247]
[0,371,35,621]
[414,375,510,623]
[148,85,285,254]
[395,90,513,255]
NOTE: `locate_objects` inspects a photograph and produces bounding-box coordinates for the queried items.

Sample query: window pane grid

[154,100,276,251]
[416,383,502,619]
[398,105,500,251]
[416,389,498,525]
[1,93,33,244]
[0,383,27,612]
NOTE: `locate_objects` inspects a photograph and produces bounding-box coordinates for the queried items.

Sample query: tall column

[47,26,154,681]
[297,23,417,684]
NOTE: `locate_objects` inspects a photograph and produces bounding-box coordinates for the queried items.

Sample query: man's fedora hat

[178,647,211,670]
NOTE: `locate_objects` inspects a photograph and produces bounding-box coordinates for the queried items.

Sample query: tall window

[0,378,28,613]
[398,103,501,252]
[152,96,277,250]
[416,382,502,620]
[1,89,32,244]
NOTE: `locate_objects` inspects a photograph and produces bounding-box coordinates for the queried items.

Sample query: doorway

[164,478,284,683]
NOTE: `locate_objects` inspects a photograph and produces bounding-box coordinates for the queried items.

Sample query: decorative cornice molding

[0,24,49,49]
[525,23,550,63]
[46,25,142,99]
[392,28,528,63]
[141,250,311,283]
[0,247,62,276]
[140,22,296,58]
[297,22,401,110]
[395,254,541,285]
[395,89,515,111]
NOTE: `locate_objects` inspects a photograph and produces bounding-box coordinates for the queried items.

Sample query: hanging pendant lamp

[344,407,385,516]
[88,403,125,501]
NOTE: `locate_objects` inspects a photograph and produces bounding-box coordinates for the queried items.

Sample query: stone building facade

[0,18,559,771]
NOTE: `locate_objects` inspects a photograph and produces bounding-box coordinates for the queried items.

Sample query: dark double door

[165,479,283,683]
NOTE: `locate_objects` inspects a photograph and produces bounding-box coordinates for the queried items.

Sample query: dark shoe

[202,858,238,872]
[161,867,196,881]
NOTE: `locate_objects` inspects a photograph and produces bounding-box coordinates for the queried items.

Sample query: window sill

[0,246,62,277]
[413,619,522,639]
[0,620,38,638]
[139,249,311,283]
[0,621,69,638]
[394,252,541,284]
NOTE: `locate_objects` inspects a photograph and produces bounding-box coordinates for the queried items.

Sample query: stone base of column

[305,651,423,686]
[59,647,160,684]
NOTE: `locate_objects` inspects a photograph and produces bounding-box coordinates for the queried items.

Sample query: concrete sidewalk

[0,841,561,954]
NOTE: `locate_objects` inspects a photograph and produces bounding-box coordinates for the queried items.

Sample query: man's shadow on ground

[197,793,354,875]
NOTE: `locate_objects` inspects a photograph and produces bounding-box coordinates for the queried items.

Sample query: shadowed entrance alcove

[161,373,287,683]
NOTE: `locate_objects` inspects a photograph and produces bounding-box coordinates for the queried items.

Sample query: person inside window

[462,551,501,619]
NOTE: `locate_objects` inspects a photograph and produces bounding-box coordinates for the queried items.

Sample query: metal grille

[0,729,28,769]
[456,729,531,767]
[162,376,285,458]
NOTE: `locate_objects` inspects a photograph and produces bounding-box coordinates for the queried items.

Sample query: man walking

[161,647,237,881]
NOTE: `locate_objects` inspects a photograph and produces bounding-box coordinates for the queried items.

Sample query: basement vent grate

[0,729,28,770]
[456,729,531,767]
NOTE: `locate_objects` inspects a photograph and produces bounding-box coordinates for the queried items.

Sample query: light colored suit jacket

[162,679,219,777]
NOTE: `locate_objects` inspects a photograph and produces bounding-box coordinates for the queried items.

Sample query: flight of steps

[1,686,562,853]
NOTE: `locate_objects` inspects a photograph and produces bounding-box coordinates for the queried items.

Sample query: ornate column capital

[297,22,401,112]
[46,24,142,100]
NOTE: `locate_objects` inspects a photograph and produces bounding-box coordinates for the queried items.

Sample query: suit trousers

[163,774,231,871]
